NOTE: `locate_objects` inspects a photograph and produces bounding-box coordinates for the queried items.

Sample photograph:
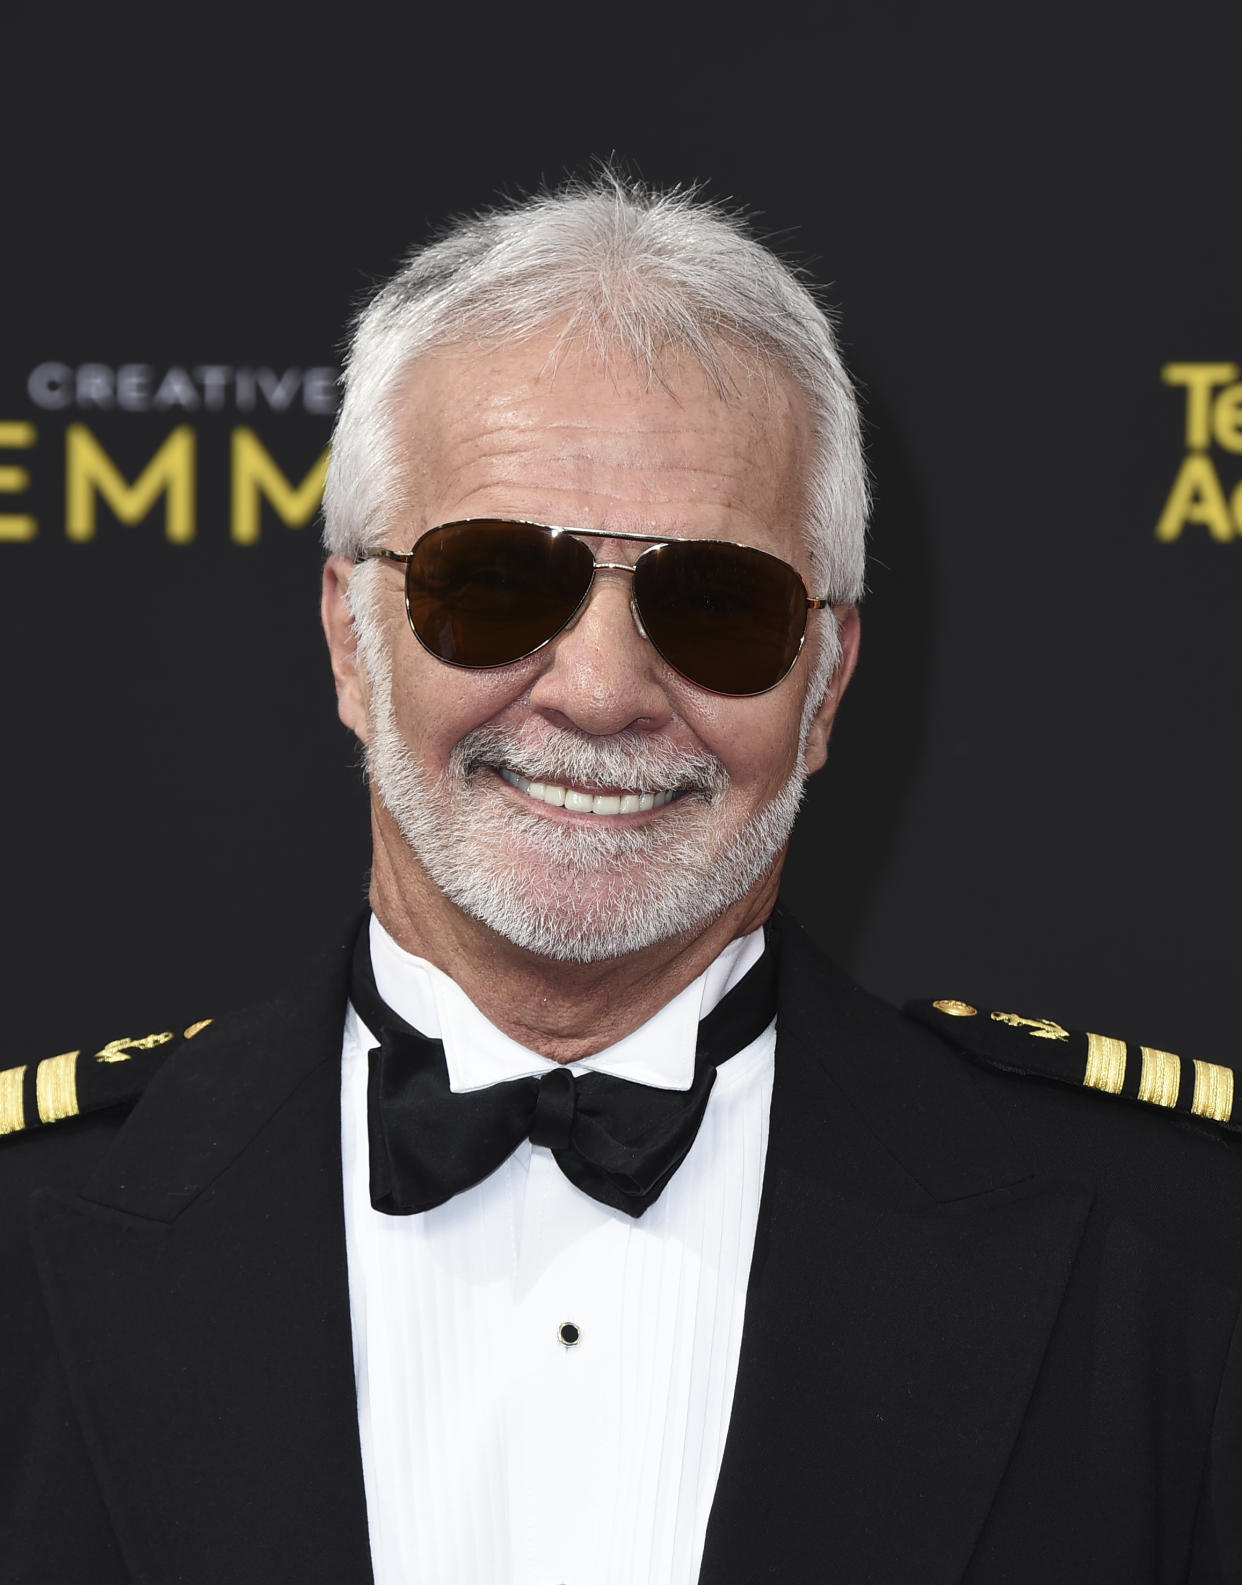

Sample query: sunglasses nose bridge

[580,549,664,670]
[527,556,677,737]
[575,557,646,645]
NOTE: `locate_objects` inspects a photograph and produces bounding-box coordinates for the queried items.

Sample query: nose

[526,566,674,736]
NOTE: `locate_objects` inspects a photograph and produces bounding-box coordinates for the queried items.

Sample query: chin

[445,864,737,964]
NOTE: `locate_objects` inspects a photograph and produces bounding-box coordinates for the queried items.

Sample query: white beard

[362,671,809,964]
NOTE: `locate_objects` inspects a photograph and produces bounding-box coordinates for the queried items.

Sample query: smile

[497,766,679,814]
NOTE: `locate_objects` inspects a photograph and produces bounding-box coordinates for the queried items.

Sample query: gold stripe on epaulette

[1138,1047,1181,1109]
[1084,1033,1127,1095]
[0,1065,26,1135]
[36,1051,79,1125]
[184,1019,212,1039]
[1191,1059,1234,1124]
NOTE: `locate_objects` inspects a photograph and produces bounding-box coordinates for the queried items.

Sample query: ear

[802,605,860,776]
[321,556,371,745]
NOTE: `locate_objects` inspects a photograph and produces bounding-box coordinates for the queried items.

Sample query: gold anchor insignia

[989,1011,1070,1042]
[95,1031,176,1064]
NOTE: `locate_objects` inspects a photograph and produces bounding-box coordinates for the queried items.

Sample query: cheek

[386,647,540,760]
[689,694,807,795]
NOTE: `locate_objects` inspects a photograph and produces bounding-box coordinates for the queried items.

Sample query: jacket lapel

[30,937,375,1585]
[32,910,1090,1582]
[700,916,1091,1583]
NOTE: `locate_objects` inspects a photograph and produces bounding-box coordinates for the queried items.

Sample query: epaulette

[0,1018,212,1139]
[906,997,1236,1133]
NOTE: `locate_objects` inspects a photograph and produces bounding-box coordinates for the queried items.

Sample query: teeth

[498,766,676,814]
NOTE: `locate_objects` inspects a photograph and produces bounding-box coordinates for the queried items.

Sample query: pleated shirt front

[341,916,775,1585]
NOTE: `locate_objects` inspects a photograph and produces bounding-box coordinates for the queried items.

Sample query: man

[3,175,1241,1584]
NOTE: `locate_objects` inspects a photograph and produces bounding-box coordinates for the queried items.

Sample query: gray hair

[322,172,868,606]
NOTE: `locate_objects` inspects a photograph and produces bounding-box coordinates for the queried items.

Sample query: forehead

[389,332,814,566]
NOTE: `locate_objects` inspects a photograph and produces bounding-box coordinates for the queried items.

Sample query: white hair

[327,177,867,959]
[322,170,868,609]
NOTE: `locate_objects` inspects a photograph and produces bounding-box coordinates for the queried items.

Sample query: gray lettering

[76,364,115,409]
[256,367,300,412]
[22,359,340,414]
[116,364,154,412]
[27,362,73,410]
[153,367,201,411]
[303,366,339,414]
[194,365,232,412]
[235,368,256,412]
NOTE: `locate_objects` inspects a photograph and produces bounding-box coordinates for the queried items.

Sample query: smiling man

[4,176,1242,1585]
[321,325,858,1054]
[313,218,864,1579]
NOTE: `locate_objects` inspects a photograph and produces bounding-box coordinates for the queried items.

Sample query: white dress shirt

[341,915,776,1585]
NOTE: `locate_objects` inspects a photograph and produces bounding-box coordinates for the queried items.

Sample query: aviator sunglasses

[357,518,831,697]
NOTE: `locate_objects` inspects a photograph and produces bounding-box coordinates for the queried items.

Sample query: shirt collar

[368,915,764,1094]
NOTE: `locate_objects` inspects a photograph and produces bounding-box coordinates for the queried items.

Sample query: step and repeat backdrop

[4,4,1238,1062]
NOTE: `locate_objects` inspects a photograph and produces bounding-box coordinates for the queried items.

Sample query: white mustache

[454,723,728,799]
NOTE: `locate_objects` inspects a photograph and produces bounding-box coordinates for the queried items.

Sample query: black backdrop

[4,3,1239,1064]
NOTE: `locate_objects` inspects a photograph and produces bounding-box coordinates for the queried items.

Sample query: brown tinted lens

[406,521,594,667]
[632,540,807,694]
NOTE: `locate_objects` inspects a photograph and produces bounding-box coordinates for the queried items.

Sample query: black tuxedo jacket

[4,914,1242,1583]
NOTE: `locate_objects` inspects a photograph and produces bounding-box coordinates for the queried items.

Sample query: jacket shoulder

[0,1015,214,1145]
[906,995,1237,1139]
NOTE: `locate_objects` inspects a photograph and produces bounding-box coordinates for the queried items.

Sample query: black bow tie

[351,919,779,1219]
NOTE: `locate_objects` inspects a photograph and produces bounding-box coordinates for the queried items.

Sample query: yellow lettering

[65,425,196,543]
[230,428,328,545]
[0,420,37,542]
[1155,453,1235,542]
[1161,363,1239,450]
[1211,382,1242,453]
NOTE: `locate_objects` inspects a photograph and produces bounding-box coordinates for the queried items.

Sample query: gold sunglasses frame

[356,518,832,697]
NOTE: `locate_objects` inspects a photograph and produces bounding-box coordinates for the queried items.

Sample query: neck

[368,822,780,1064]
